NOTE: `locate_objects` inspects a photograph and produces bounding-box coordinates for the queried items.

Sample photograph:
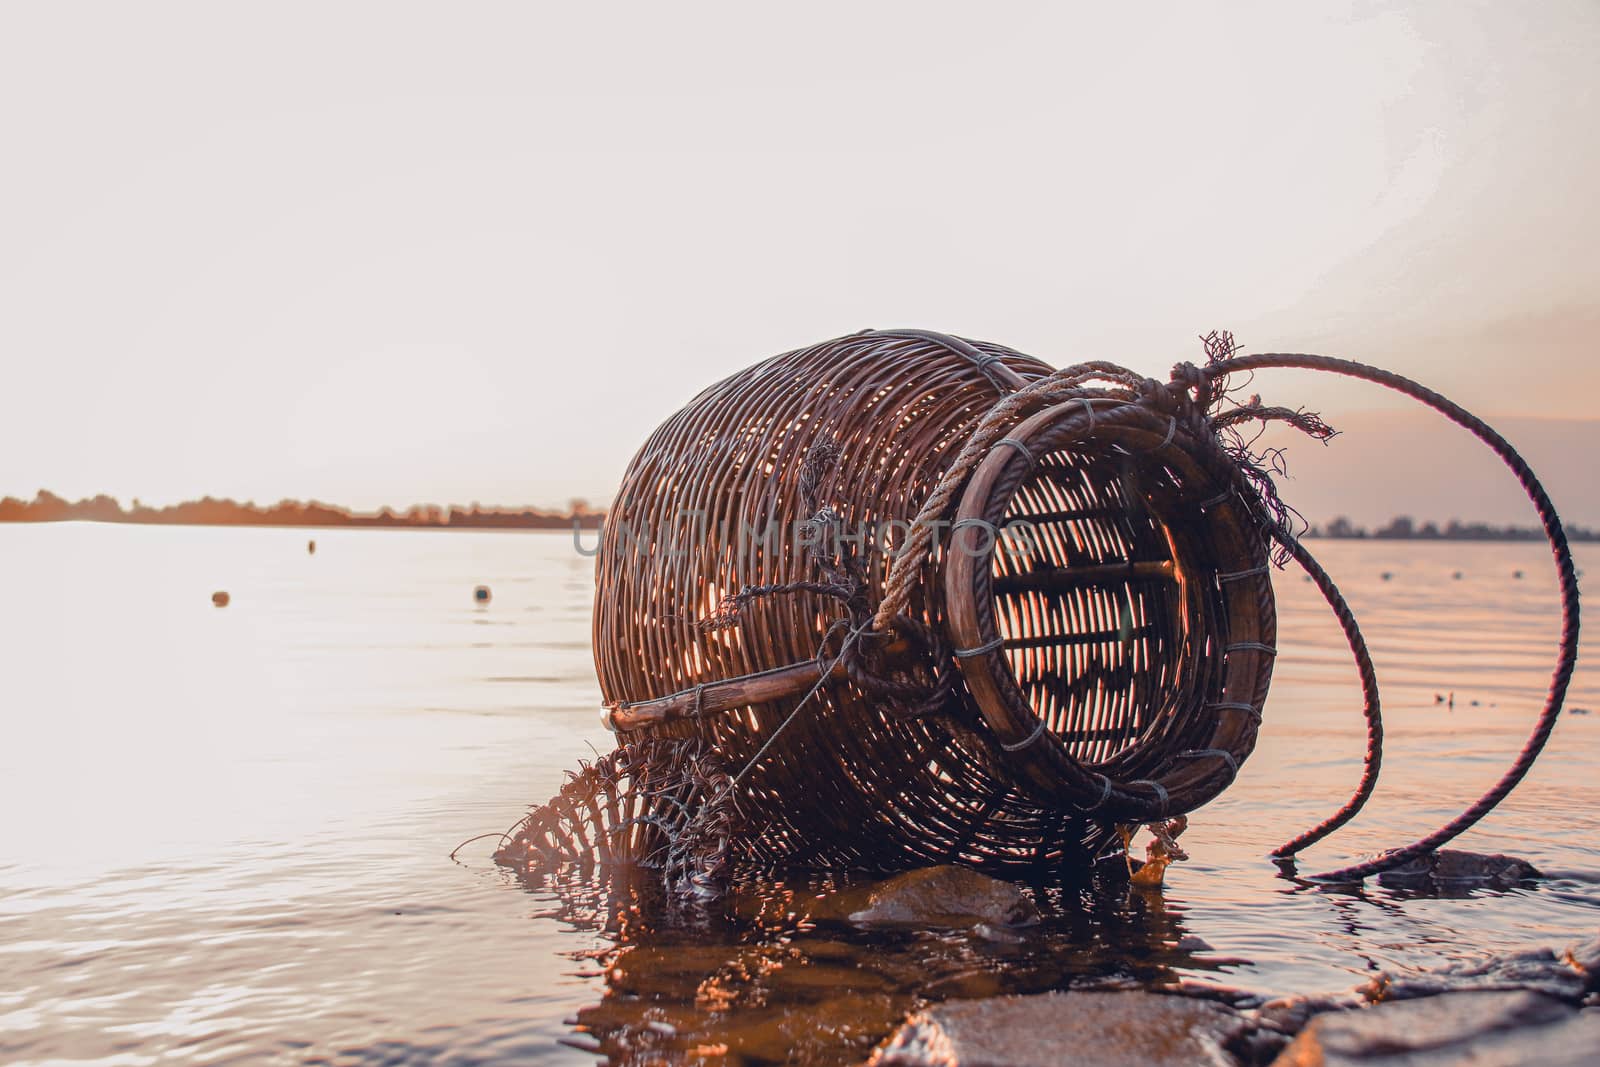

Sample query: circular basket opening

[942,397,1276,818]
[989,445,1187,767]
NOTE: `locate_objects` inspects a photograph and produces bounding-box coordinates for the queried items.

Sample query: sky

[2,1,1596,522]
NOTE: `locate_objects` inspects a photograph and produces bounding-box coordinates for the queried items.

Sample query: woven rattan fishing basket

[560,329,1274,879]
[494,327,1580,894]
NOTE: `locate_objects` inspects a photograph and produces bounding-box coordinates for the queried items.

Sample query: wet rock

[869,990,1250,1066]
[1374,849,1541,892]
[812,866,1039,928]
[719,992,907,1064]
[579,991,908,1065]
[1255,993,1356,1037]
[1270,990,1599,1066]
[1376,944,1590,1003]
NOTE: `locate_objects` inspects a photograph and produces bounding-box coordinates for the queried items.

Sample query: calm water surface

[2,524,1596,1064]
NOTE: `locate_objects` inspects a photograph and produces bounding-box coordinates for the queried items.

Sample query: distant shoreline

[0,491,602,532]
[3,491,1593,542]
[3,519,1589,543]
[1305,531,1599,542]
[1305,516,1599,543]
[0,516,594,533]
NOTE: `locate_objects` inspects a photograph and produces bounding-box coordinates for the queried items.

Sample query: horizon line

[0,488,1593,540]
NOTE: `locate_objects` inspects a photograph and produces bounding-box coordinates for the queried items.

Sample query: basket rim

[942,394,1276,823]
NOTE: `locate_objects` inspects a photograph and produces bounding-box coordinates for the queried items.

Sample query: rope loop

[1132,778,1170,817]
[840,612,958,720]
[1177,748,1240,779]
[995,436,1037,468]
[1169,360,1208,399]
[1138,376,1176,413]
[1081,773,1114,813]
[1000,720,1049,752]
[1197,350,1580,883]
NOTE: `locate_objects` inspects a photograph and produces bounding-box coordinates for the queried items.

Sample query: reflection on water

[521,862,1225,1063]
[0,525,1596,1065]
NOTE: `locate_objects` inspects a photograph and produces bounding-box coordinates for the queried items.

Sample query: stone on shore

[1270,990,1600,1067]
[1374,850,1540,892]
[859,932,1600,1066]
[869,990,1249,1067]
[1373,944,1591,1003]
[812,866,1039,928]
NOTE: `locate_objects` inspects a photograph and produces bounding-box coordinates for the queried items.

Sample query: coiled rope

[1195,353,1580,883]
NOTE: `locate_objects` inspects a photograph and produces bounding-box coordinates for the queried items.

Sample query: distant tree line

[3,491,1593,542]
[1308,515,1599,542]
[0,490,603,530]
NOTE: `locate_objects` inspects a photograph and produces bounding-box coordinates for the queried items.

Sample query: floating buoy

[1381,571,1393,581]
[1452,571,1463,580]
[1513,570,1525,579]
[307,539,316,555]
[474,585,491,603]
[212,591,230,607]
